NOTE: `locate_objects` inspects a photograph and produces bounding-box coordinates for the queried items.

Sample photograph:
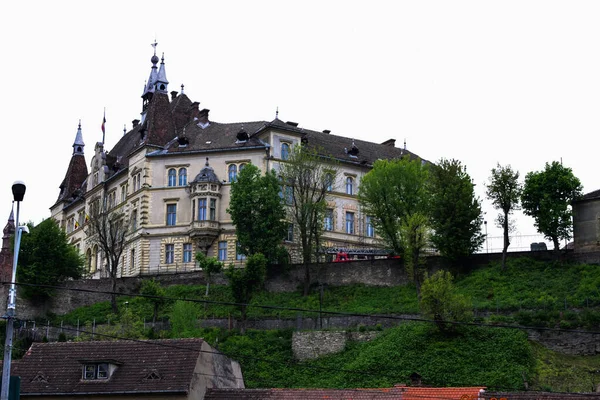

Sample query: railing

[479,234,554,253]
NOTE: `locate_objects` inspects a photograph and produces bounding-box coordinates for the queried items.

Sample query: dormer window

[83,363,109,380]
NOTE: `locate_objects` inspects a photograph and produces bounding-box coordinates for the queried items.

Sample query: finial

[404,138,407,150]
[181,84,185,94]
[205,157,209,167]
[151,39,158,55]
[161,52,165,63]
[123,124,127,136]
[276,106,279,119]
[78,119,81,129]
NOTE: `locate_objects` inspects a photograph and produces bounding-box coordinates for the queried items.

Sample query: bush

[420,270,473,332]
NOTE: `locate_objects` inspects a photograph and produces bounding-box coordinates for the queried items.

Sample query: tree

[85,202,129,313]
[279,145,339,296]
[139,279,166,324]
[420,270,473,332]
[195,251,222,297]
[228,163,287,264]
[358,156,430,256]
[400,212,430,298]
[429,159,484,262]
[18,219,85,301]
[486,163,522,269]
[522,161,582,251]
[224,253,267,334]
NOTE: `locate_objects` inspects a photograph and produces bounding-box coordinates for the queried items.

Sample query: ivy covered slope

[193,324,533,390]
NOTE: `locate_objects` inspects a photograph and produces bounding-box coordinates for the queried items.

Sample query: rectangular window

[286,223,294,242]
[218,241,227,261]
[83,363,109,380]
[121,185,128,202]
[345,212,355,235]
[324,209,333,231]
[166,204,177,226]
[130,248,135,271]
[198,199,207,221]
[236,242,246,261]
[183,243,193,263]
[165,244,174,264]
[131,209,138,231]
[366,215,375,237]
[192,199,196,221]
[210,199,216,221]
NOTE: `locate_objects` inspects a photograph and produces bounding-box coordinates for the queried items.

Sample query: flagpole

[102,108,106,145]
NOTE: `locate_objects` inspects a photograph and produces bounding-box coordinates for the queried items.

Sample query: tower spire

[73,121,85,155]
[155,52,169,93]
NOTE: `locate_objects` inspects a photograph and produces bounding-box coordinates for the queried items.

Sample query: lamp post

[1,181,26,400]
[484,220,488,253]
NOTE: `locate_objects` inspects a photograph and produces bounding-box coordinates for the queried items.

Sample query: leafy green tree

[279,144,339,296]
[358,156,430,256]
[225,253,267,334]
[420,270,473,332]
[429,159,484,262]
[522,161,583,251]
[169,300,200,337]
[228,164,287,264]
[139,279,166,324]
[486,163,522,269]
[195,251,222,297]
[401,213,430,298]
[18,219,84,301]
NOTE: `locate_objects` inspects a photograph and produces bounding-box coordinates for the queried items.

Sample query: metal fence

[479,234,552,254]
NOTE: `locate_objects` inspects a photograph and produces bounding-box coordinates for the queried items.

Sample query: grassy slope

[51,257,600,391]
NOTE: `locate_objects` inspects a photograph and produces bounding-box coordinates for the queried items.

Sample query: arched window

[228,164,237,182]
[168,168,177,187]
[346,177,354,195]
[239,163,246,173]
[281,143,290,161]
[178,168,187,186]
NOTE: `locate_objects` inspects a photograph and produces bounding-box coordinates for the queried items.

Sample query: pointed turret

[55,122,89,204]
[142,41,160,115]
[0,209,15,283]
[73,120,85,155]
[155,53,169,93]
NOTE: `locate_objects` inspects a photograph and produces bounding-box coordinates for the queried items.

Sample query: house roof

[205,387,405,399]
[575,188,600,203]
[12,338,206,396]
[402,387,486,400]
[205,386,486,400]
[482,392,600,399]
[55,154,88,205]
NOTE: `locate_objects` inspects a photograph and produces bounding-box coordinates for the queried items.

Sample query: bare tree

[85,198,129,313]
[280,144,338,296]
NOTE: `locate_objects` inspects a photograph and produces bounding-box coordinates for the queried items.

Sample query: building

[0,209,15,283]
[11,338,244,399]
[50,45,426,278]
[572,189,600,252]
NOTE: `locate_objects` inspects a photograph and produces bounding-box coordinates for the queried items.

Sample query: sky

[1,1,598,252]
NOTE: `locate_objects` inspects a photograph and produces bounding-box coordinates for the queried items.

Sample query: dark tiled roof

[12,338,205,395]
[55,154,88,204]
[205,387,405,399]
[575,188,600,202]
[158,120,268,155]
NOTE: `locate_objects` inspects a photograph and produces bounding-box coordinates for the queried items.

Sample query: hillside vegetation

[40,257,600,391]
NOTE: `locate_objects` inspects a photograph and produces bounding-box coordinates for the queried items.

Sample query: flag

[74,221,80,229]
[101,109,106,144]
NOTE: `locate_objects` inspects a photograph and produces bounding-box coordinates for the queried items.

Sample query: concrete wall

[292,331,381,361]
[573,199,600,252]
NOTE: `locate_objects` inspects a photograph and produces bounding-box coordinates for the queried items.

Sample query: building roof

[482,392,600,399]
[205,386,486,400]
[205,387,405,399]
[12,338,206,396]
[55,153,88,205]
[575,188,600,203]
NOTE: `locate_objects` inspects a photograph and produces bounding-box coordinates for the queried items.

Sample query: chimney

[189,102,201,120]
[323,130,331,134]
[381,138,396,147]
[132,119,140,128]
[285,121,299,127]
[170,91,178,100]
[198,108,210,125]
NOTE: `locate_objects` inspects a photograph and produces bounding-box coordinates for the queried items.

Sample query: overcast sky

[1,1,598,251]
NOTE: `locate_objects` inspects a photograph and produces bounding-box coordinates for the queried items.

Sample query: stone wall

[292,330,381,361]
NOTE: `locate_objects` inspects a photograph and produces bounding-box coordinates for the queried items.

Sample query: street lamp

[484,220,488,253]
[1,181,26,400]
